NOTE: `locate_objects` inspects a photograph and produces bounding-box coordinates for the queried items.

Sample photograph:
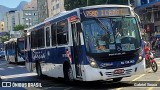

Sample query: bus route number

[85,10,98,17]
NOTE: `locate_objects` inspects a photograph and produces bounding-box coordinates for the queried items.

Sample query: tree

[64,0,107,10]
[0,33,10,43]
[13,25,27,37]
[64,0,134,10]
[107,0,134,5]
[13,25,25,31]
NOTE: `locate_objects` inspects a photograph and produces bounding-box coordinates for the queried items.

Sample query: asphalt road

[0,58,160,90]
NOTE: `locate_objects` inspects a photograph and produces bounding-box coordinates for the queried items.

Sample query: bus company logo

[32,51,45,60]
[2,82,11,87]
[100,63,113,68]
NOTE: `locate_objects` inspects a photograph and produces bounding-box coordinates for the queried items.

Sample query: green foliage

[64,0,107,10]
[13,25,25,31]
[107,0,134,5]
[0,33,10,43]
[64,0,134,10]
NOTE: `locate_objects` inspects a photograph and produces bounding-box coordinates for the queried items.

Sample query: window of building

[33,13,37,16]
[25,13,28,15]
[57,20,68,45]
[53,6,55,10]
[51,23,56,46]
[56,4,59,9]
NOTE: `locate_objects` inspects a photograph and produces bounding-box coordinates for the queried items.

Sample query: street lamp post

[128,0,130,6]
[87,0,89,6]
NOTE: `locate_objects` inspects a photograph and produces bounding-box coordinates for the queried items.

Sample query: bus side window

[39,28,45,48]
[31,31,36,49]
[46,27,50,47]
[51,23,57,46]
[57,20,68,45]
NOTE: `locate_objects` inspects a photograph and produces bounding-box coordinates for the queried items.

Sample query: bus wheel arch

[63,61,74,83]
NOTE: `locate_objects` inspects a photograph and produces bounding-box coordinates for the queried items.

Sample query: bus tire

[36,62,43,79]
[113,77,123,82]
[64,63,74,84]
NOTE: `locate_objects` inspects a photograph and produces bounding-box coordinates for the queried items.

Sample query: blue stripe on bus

[25,45,138,69]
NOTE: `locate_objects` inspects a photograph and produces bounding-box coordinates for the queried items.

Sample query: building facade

[48,0,65,17]
[23,0,38,27]
[4,10,16,32]
[135,0,160,40]
[15,10,24,26]
[37,0,49,23]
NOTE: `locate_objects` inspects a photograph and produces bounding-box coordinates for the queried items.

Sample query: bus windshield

[18,41,24,50]
[82,17,141,54]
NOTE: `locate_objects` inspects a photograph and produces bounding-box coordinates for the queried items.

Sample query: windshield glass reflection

[82,17,141,54]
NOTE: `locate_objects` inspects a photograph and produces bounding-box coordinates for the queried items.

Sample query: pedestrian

[151,37,156,50]
[154,38,160,51]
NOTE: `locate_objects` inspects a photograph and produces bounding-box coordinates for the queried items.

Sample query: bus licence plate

[114,69,125,74]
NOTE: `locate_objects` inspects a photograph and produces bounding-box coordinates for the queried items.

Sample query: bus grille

[105,69,132,77]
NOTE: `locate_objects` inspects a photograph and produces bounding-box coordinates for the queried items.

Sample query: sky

[0,0,31,8]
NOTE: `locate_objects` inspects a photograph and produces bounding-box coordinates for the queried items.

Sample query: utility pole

[128,0,130,6]
[87,0,89,6]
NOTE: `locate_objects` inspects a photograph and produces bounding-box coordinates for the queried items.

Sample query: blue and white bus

[4,37,25,63]
[25,5,145,82]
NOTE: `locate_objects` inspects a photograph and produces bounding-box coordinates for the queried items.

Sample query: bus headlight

[137,48,143,63]
[138,55,143,62]
[137,55,143,63]
[87,57,98,68]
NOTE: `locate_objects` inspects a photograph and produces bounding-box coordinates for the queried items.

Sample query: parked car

[0,51,5,59]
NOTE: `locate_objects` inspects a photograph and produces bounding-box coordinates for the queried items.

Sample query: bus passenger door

[45,26,51,61]
[71,22,82,78]
[25,35,32,72]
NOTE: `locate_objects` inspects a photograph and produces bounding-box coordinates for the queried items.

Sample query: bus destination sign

[84,7,130,17]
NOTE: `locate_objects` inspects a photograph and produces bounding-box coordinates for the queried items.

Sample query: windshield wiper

[94,18,110,35]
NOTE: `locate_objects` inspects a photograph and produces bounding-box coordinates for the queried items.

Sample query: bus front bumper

[83,58,145,81]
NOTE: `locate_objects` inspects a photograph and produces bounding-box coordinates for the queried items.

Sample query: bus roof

[79,4,131,10]
[25,4,132,32]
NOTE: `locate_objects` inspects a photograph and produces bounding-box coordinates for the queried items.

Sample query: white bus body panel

[83,59,145,81]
